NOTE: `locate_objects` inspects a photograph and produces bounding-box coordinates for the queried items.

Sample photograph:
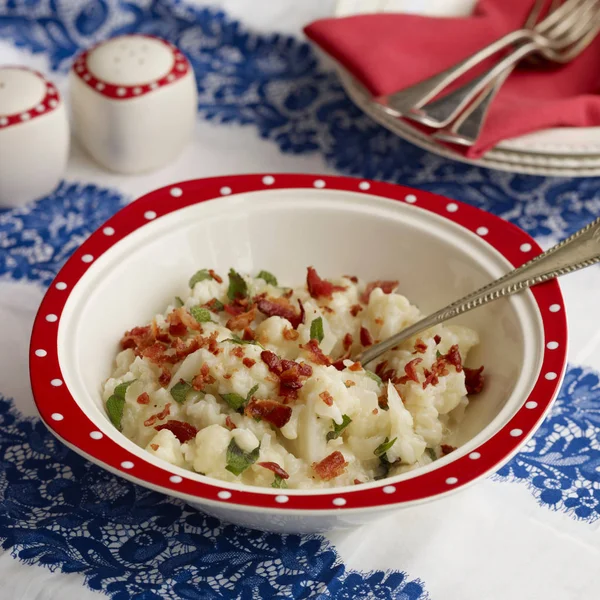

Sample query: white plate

[334,0,600,176]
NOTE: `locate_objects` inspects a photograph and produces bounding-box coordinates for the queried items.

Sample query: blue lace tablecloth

[1,1,600,599]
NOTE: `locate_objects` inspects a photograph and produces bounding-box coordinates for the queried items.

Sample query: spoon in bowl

[354,216,600,366]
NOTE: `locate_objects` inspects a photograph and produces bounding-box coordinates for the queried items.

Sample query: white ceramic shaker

[70,35,197,174]
[0,67,69,208]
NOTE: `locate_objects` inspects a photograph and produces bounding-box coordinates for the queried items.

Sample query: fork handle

[356,217,600,365]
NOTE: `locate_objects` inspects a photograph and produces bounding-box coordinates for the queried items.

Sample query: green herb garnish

[436,350,442,359]
[426,448,437,461]
[170,380,193,404]
[326,414,352,441]
[223,334,264,349]
[227,268,248,301]
[225,438,260,475]
[365,370,382,386]
[310,317,324,343]
[189,269,212,288]
[175,296,184,307]
[189,306,213,323]
[374,436,397,458]
[257,270,278,286]
[222,384,259,412]
[272,474,288,488]
[210,299,225,311]
[106,379,136,431]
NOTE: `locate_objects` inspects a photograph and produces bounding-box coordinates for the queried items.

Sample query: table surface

[1,1,599,599]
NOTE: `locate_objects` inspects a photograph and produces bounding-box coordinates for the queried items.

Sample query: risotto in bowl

[30,174,567,533]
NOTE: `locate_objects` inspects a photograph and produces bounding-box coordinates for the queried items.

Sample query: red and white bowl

[29,174,567,533]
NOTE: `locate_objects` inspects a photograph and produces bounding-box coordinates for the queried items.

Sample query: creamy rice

[103,267,484,489]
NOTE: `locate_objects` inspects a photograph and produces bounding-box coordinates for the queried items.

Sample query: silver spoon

[355,216,600,366]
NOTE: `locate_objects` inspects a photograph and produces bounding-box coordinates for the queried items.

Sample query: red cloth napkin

[304,0,600,158]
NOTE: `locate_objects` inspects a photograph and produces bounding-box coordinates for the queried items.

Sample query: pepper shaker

[0,67,69,208]
[70,35,197,174]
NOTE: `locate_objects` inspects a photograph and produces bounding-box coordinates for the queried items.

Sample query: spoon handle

[356,217,600,365]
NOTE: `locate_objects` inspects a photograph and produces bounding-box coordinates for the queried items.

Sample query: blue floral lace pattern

[2,0,600,242]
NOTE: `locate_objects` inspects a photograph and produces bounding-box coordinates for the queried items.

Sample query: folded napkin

[304,0,600,158]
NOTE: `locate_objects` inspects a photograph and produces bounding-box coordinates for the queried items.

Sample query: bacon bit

[374,318,383,326]
[332,359,346,371]
[120,325,155,352]
[283,289,294,299]
[349,304,363,317]
[242,327,255,341]
[261,350,313,400]
[224,303,245,316]
[345,380,356,387]
[192,363,215,390]
[159,368,172,387]
[243,357,256,368]
[360,327,373,347]
[230,346,244,358]
[226,306,257,331]
[434,334,441,345]
[360,280,399,304]
[204,298,224,313]
[223,373,232,380]
[208,269,223,283]
[396,358,422,385]
[144,403,171,427]
[344,275,359,284]
[319,391,334,406]
[258,462,290,479]
[423,359,449,389]
[372,408,378,415]
[150,444,159,451]
[151,320,172,344]
[378,394,389,410]
[155,419,199,443]
[464,366,485,394]
[413,338,428,354]
[171,336,200,362]
[137,392,150,405]
[349,361,362,372]
[166,310,188,337]
[141,342,178,366]
[257,296,305,329]
[283,327,300,341]
[441,444,456,456]
[354,478,362,485]
[225,416,237,430]
[245,398,293,428]
[306,267,346,299]
[444,344,463,372]
[312,451,348,481]
[375,360,396,383]
[322,306,334,314]
[343,333,353,351]
[300,339,332,366]
[206,331,220,355]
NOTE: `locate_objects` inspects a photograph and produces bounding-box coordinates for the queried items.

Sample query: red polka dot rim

[30,174,567,515]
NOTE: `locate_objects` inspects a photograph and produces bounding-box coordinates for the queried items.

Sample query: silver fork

[434,10,600,145]
[354,216,600,366]
[405,0,600,128]
[374,0,593,121]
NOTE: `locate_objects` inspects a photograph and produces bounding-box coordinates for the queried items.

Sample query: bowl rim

[29,173,568,513]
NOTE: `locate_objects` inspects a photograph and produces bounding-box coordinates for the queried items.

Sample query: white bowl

[30,174,567,533]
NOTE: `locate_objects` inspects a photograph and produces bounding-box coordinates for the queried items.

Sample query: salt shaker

[70,35,197,174]
[0,67,69,208]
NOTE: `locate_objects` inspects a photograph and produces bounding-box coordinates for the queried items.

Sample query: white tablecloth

[1,1,599,599]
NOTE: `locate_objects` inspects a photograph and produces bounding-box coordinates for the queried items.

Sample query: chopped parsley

[365,370,382,386]
[227,268,248,300]
[436,350,442,359]
[225,438,260,475]
[257,270,278,286]
[272,474,288,489]
[189,269,212,288]
[221,384,259,412]
[426,448,437,461]
[374,436,397,458]
[189,306,213,323]
[175,296,184,307]
[106,379,136,431]
[310,317,324,343]
[170,380,192,404]
[223,334,264,349]
[326,414,352,441]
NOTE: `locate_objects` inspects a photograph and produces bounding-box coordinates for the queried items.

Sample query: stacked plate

[335,0,600,176]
